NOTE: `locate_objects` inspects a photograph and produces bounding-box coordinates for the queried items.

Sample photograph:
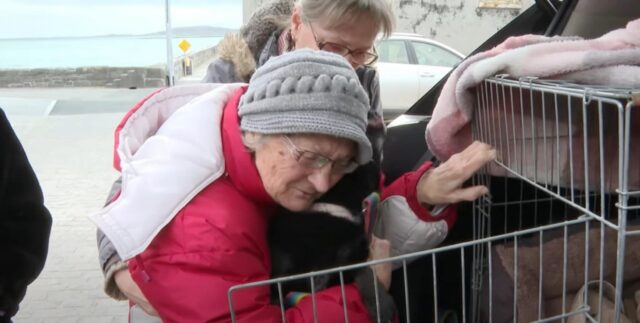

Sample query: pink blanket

[426,18,640,162]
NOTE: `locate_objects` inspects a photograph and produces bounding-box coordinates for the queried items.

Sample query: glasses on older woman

[282,136,359,175]
[308,23,378,66]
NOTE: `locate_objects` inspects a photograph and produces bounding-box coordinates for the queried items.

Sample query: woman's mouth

[295,188,315,199]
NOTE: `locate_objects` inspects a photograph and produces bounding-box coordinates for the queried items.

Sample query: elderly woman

[92,50,396,322]
[97,0,496,317]
[97,1,393,289]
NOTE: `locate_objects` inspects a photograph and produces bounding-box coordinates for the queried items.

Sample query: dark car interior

[383,1,640,322]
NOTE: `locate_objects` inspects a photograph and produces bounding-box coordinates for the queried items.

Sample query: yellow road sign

[178,39,191,53]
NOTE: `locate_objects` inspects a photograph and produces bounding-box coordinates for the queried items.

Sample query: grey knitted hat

[238,49,373,165]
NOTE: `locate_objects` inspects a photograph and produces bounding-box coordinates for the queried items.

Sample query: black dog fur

[267,161,380,304]
[268,207,369,303]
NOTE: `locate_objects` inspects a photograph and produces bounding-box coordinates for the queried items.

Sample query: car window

[376,39,410,64]
[411,41,462,67]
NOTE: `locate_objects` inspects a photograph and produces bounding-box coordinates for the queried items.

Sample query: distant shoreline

[0,25,237,41]
[0,35,222,70]
[0,35,229,41]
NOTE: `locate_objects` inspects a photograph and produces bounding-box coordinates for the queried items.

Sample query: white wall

[395,0,534,54]
[242,0,535,55]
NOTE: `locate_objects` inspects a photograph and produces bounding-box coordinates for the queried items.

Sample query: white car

[375,33,465,119]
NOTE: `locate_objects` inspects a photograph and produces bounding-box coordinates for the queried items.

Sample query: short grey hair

[241,132,268,152]
[297,0,395,37]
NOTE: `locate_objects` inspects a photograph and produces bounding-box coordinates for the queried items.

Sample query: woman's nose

[307,166,333,194]
[347,58,361,69]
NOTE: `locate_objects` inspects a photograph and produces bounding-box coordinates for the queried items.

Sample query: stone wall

[0,66,166,89]
[0,45,217,89]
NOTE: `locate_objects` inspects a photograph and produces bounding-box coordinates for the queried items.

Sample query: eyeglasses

[282,136,359,175]
[308,23,378,66]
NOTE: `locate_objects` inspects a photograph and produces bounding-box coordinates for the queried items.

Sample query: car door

[409,41,463,98]
[375,39,420,116]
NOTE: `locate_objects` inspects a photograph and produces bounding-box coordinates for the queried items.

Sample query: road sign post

[179,39,192,76]
[165,0,174,86]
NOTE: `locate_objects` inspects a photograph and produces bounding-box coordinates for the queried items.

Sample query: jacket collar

[257,31,282,67]
[221,86,275,207]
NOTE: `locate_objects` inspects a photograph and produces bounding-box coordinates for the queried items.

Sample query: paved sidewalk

[2,60,214,323]
[8,112,131,323]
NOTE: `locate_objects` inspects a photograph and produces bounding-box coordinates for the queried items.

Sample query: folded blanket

[426,18,640,162]
[487,223,640,323]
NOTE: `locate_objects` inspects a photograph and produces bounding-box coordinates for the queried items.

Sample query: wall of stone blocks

[0,67,165,89]
[0,46,217,89]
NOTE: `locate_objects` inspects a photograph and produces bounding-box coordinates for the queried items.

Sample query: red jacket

[127,88,374,323]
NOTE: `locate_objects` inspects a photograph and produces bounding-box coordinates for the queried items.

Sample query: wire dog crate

[227,77,640,323]
[470,76,639,323]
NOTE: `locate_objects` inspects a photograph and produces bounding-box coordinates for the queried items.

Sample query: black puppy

[268,204,369,304]
[267,162,380,305]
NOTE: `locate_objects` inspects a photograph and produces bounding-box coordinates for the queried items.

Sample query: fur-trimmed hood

[215,33,257,82]
[215,0,294,82]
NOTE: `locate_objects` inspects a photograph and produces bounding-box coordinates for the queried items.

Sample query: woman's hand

[369,236,392,291]
[418,141,496,206]
[114,268,159,316]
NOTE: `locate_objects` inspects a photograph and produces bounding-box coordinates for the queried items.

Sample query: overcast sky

[1,0,242,39]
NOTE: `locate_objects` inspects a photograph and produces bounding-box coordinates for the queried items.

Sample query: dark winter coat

[0,108,52,322]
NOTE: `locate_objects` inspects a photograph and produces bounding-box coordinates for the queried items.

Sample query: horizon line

[0,25,238,41]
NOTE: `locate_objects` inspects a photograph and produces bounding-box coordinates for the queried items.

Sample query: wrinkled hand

[369,236,392,291]
[114,268,159,317]
[418,141,496,206]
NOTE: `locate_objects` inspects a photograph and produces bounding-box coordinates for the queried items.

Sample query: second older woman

[92,50,395,322]
[206,0,390,168]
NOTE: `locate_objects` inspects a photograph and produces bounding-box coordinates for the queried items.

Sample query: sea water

[0,36,222,69]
